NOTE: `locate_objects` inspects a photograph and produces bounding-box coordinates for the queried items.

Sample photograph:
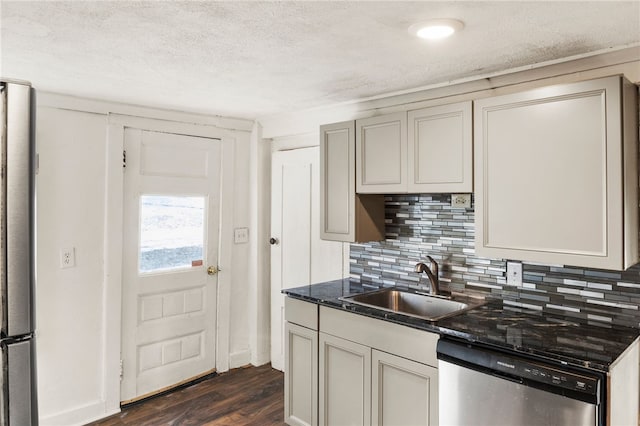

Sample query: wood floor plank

[88,364,285,425]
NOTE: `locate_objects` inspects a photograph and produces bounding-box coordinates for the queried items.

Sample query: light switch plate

[506,261,523,286]
[234,227,249,244]
[451,193,471,209]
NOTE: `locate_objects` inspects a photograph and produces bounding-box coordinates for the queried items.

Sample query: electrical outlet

[506,261,523,286]
[60,247,75,269]
[234,227,249,244]
[451,194,471,209]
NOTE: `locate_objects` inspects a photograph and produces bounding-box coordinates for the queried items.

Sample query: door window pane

[139,195,205,273]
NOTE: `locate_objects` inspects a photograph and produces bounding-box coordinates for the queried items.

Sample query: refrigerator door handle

[4,82,33,337]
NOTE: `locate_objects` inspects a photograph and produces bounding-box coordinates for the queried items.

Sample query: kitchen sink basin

[339,288,479,321]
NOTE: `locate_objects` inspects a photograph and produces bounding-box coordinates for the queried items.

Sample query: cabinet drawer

[285,297,319,330]
[320,306,438,367]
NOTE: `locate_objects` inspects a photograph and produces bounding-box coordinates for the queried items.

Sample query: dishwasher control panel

[494,355,598,395]
[437,339,600,397]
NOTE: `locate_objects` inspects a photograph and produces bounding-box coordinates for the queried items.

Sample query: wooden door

[319,333,371,426]
[371,350,438,426]
[356,112,407,193]
[121,129,221,402]
[407,101,472,193]
[271,147,344,371]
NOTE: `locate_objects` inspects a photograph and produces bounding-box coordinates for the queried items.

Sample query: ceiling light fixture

[409,19,464,40]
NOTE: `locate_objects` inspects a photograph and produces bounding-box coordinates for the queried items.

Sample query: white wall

[36,107,109,425]
[34,94,255,425]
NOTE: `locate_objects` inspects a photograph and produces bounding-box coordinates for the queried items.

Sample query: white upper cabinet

[355,104,472,194]
[356,112,407,193]
[320,121,385,242]
[408,101,473,193]
[474,76,638,270]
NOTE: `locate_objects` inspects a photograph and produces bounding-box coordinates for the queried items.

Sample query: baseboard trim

[40,399,108,426]
[229,349,252,369]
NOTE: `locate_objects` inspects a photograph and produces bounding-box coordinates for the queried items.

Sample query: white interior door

[270,147,345,371]
[121,129,222,402]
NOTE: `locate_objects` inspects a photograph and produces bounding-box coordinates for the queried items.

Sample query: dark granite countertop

[283,278,640,372]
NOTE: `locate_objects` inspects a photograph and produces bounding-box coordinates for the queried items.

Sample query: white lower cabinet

[318,306,439,426]
[319,333,371,426]
[285,298,319,426]
[285,322,318,426]
[285,299,440,426]
[371,350,438,426]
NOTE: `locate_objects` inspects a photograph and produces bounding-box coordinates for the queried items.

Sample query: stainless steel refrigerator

[0,80,38,425]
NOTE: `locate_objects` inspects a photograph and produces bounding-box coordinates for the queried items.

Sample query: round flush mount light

[409,19,464,40]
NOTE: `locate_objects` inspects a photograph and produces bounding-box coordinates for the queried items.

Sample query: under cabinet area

[474,75,638,270]
[320,121,385,243]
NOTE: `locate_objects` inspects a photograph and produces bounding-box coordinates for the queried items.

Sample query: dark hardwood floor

[88,364,285,426]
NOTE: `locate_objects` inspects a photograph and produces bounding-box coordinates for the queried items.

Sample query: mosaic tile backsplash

[349,194,640,328]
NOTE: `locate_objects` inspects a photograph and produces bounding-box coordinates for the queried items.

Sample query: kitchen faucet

[414,256,440,295]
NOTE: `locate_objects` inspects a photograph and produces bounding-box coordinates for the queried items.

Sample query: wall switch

[506,261,523,286]
[451,194,471,209]
[234,228,249,244]
[60,247,76,269]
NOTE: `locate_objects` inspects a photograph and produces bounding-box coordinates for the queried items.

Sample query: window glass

[139,195,205,273]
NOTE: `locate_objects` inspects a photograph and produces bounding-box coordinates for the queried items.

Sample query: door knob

[269,237,279,245]
[207,266,220,275]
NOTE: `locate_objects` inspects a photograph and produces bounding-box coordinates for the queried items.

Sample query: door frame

[104,114,236,406]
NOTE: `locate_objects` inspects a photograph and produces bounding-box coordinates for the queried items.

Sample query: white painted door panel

[474,76,637,270]
[356,112,407,193]
[271,147,344,371]
[408,101,472,193]
[285,322,318,426]
[121,129,221,402]
[319,333,371,426]
[372,350,438,426]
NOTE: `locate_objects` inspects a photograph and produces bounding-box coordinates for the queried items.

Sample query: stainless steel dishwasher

[437,338,605,426]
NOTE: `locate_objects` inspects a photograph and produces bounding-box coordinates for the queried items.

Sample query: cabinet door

[371,350,438,426]
[320,121,356,241]
[356,112,407,193]
[320,122,385,243]
[475,76,637,270]
[319,333,371,426]
[407,101,472,193]
[285,322,318,426]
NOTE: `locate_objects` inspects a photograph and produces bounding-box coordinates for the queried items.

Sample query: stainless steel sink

[339,288,479,321]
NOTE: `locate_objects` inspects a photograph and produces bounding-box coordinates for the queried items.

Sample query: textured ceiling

[1,1,639,120]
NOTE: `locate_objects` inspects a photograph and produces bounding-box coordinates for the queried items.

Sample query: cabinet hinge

[120,359,124,380]
[122,150,127,168]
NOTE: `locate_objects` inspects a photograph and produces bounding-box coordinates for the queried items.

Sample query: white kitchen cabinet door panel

[285,322,318,426]
[320,121,385,243]
[371,350,438,426]
[321,121,354,238]
[475,76,637,270]
[319,333,371,426]
[408,101,472,193]
[356,112,407,193]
